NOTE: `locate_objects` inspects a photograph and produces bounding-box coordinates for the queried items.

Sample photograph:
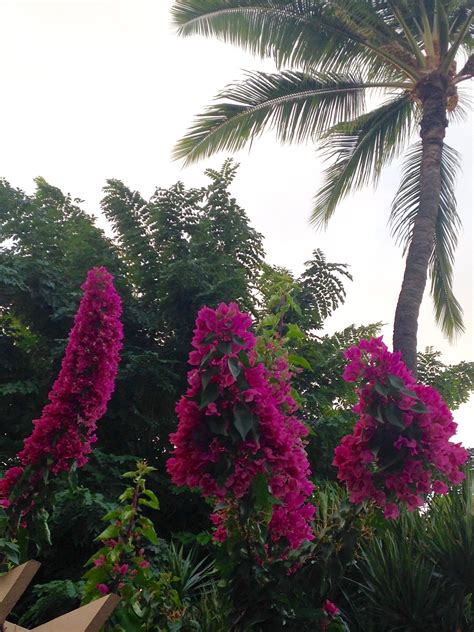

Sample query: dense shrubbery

[0,164,473,630]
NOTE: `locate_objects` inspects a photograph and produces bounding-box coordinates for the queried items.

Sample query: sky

[0,0,472,443]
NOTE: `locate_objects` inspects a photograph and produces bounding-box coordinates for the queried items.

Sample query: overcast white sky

[0,0,472,444]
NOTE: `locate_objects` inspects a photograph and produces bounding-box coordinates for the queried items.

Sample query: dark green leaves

[200,382,219,408]
[369,373,429,426]
[233,403,259,440]
[228,356,242,378]
[207,416,228,436]
[218,340,233,354]
[312,94,415,227]
[174,70,371,164]
[386,374,405,390]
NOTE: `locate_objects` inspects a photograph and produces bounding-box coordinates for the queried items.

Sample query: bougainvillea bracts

[0,267,123,510]
[167,303,315,550]
[333,337,468,519]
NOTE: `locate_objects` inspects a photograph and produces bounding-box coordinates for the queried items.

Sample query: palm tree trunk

[393,74,448,374]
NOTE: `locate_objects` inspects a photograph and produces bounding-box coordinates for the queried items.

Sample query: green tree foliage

[172,0,474,370]
[417,345,474,410]
[1,163,472,628]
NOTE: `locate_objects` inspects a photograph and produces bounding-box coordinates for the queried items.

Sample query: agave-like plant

[342,467,473,631]
[172,0,474,372]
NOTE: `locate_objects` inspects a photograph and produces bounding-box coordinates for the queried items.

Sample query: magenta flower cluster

[0,267,123,507]
[167,303,315,550]
[333,337,468,519]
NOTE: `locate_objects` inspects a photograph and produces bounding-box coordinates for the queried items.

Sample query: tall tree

[172,0,473,372]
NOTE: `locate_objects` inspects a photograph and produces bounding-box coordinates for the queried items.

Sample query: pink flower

[432,480,448,494]
[323,600,340,618]
[334,338,468,518]
[139,560,150,569]
[93,555,106,567]
[0,268,123,513]
[167,303,315,551]
[114,563,129,575]
[384,503,400,520]
[97,584,109,595]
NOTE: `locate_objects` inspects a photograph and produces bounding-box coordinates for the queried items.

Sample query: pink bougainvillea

[333,337,468,519]
[167,302,315,550]
[0,267,123,508]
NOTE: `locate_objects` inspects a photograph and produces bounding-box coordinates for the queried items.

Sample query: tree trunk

[392,73,448,374]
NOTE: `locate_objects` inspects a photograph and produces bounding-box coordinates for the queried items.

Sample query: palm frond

[174,70,380,163]
[172,1,419,79]
[311,93,415,227]
[390,141,464,339]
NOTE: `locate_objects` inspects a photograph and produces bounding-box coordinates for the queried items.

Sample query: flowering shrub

[83,461,191,630]
[333,337,468,518]
[83,461,158,600]
[0,267,123,515]
[167,302,315,551]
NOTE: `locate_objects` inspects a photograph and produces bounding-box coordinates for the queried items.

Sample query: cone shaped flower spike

[0,267,123,512]
[167,302,315,550]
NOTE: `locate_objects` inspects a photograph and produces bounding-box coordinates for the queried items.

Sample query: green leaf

[312,94,414,227]
[174,70,372,165]
[385,403,405,429]
[202,333,216,344]
[252,473,274,520]
[374,380,389,396]
[207,415,228,436]
[141,525,159,545]
[236,373,250,391]
[142,489,160,510]
[411,402,428,414]
[0,539,20,565]
[201,367,216,391]
[218,340,232,354]
[200,382,219,408]
[238,350,251,368]
[387,374,406,390]
[286,323,305,340]
[228,356,242,378]
[233,403,258,440]
[200,349,218,368]
[97,524,120,540]
[288,354,312,370]
[367,402,385,423]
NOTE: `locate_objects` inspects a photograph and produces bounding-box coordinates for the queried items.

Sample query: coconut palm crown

[172,0,474,373]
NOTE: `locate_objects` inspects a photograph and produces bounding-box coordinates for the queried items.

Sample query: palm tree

[171,0,473,373]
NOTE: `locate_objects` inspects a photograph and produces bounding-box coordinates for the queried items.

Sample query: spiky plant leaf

[311,93,416,227]
[172,0,419,78]
[390,141,464,339]
[174,71,384,163]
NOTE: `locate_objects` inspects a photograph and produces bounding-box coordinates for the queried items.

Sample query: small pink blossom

[432,480,448,494]
[384,503,400,520]
[93,555,106,567]
[323,600,340,618]
[97,584,110,595]
[114,563,129,575]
